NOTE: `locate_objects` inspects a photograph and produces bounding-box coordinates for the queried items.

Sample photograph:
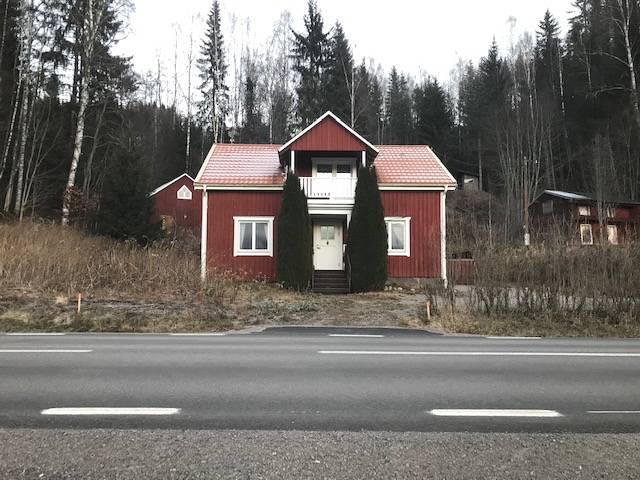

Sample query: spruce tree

[414,78,454,154]
[96,146,160,244]
[277,173,313,290]
[385,67,413,144]
[346,166,387,292]
[291,0,330,125]
[322,22,353,121]
[197,0,228,143]
[240,73,267,142]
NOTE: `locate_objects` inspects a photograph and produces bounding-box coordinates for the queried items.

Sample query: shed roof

[149,173,194,196]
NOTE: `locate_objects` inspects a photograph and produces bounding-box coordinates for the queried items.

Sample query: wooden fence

[447,259,475,285]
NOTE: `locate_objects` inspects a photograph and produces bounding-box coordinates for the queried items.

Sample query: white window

[233,217,274,256]
[385,217,410,256]
[578,205,590,216]
[607,207,616,218]
[177,185,192,200]
[542,200,554,215]
[312,158,356,178]
[580,224,593,245]
[607,225,619,245]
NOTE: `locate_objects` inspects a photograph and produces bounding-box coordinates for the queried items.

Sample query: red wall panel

[381,191,442,279]
[206,191,281,280]
[290,116,367,152]
[152,176,202,234]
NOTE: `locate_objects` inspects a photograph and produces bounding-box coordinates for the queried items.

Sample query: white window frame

[578,205,590,216]
[606,207,616,218]
[312,158,357,178]
[233,216,274,257]
[580,223,593,245]
[385,217,411,257]
[177,185,192,200]
[607,224,619,245]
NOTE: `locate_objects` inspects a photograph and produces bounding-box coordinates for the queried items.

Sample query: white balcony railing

[299,176,357,200]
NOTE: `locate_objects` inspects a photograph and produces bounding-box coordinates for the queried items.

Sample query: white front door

[313,222,343,270]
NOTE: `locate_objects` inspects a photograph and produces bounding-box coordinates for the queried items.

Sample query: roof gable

[279,111,378,153]
[149,173,194,196]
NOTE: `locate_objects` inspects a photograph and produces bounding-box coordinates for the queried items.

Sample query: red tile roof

[195,144,283,186]
[374,145,457,186]
[195,143,455,188]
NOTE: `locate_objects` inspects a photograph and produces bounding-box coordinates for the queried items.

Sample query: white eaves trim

[278,111,379,154]
[426,145,457,185]
[379,185,457,191]
[193,143,217,185]
[149,173,194,197]
[194,184,283,191]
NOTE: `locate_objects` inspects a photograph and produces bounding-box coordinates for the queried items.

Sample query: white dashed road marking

[485,336,541,340]
[169,333,226,336]
[0,350,92,353]
[328,334,384,338]
[41,408,181,416]
[429,409,563,418]
[5,333,66,336]
[588,410,640,414]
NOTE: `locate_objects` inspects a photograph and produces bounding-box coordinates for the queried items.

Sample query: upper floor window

[312,159,356,178]
[578,205,590,216]
[233,217,274,257]
[385,217,411,256]
[177,185,192,200]
[606,207,616,218]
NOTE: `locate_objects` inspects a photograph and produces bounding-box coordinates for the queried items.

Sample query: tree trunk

[618,0,640,132]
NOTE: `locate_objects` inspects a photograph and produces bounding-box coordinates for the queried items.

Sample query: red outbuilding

[150,173,202,235]
[194,112,456,291]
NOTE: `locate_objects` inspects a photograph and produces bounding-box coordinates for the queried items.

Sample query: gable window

[234,217,274,256]
[177,185,192,200]
[580,224,593,245]
[385,217,410,256]
[578,205,590,216]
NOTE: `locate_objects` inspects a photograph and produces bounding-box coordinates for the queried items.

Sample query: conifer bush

[277,173,313,290]
[346,166,388,292]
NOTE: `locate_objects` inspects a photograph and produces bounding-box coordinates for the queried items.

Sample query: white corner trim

[200,189,208,282]
[278,111,379,153]
[149,173,195,197]
[233,216,274,257]
[385,217,411,257]
[441,189,447,286]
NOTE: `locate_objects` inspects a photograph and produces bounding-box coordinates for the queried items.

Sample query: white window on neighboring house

[606,207,616,218]
[607,225,619,245]
[177,185,192,200]
[233,217,274,256]
[542,200,554,214]
[385,217,410,256]
[578,205,590,216]
[580,223,593,245]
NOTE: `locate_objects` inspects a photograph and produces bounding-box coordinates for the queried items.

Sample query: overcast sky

[118,0,575,104]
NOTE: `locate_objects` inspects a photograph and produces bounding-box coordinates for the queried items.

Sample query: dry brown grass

[0,222,204,298]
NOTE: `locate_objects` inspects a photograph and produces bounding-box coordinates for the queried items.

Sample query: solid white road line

[429,409,563,418]
[0,349,92,353]
[328,334,384,338]
[41,407,180,416]
[169,333,226,336]
[485,336,542,340]
[318,350,640,357]
[5,333,66,336]
[588,410,640,414]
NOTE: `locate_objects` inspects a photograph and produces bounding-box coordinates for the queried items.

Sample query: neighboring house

[194,111,457,290]
[530,190,640,245]
[150,173,202,235]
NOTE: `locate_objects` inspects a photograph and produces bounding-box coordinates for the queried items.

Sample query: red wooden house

[194,112,456,291]
[150,173,202,235]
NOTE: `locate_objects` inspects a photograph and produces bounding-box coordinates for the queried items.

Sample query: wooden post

[77,293,82,314]
[425,301,431,322]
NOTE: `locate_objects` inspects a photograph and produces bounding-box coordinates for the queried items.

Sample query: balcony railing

[299,176,357,200]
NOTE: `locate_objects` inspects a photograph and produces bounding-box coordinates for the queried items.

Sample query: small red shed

[150,173,202,235]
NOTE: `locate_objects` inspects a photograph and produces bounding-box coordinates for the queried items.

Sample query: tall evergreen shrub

[346,166,388,291]
[277,173,313,290]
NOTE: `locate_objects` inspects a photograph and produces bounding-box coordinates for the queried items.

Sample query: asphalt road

[2,327,640,433]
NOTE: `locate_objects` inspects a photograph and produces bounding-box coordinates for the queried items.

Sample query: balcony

[299,176,357,201]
